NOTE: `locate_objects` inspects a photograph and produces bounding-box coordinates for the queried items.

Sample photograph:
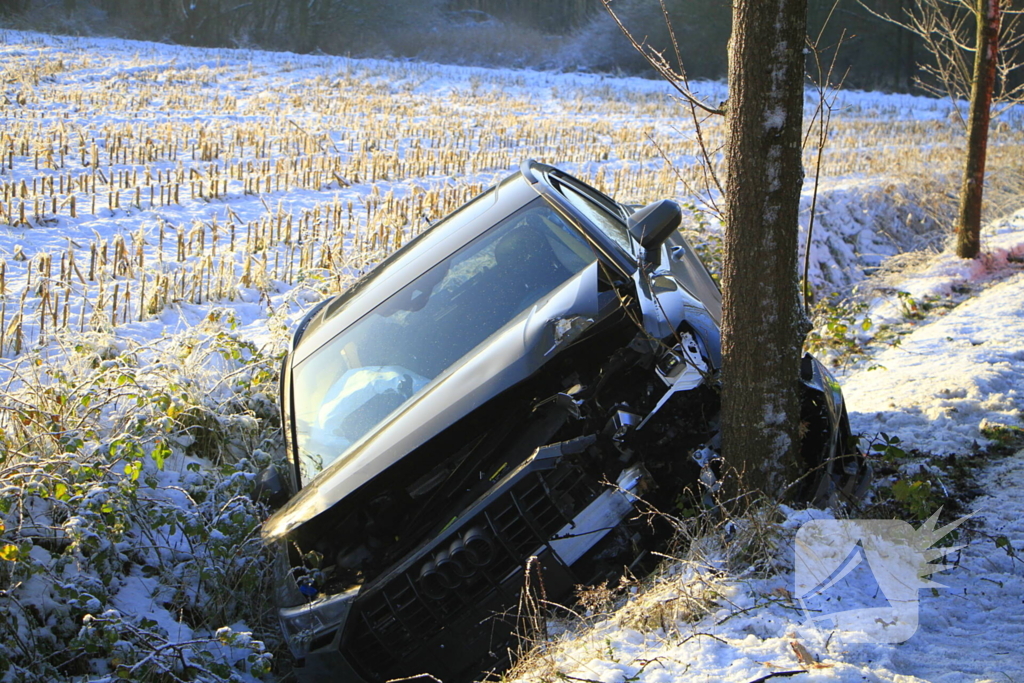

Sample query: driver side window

[554,180,635,258]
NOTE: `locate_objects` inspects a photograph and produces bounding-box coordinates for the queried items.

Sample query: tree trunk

[721,0,808,500]
[955,0,1000,259]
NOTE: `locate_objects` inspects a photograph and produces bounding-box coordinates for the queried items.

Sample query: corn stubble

[2,47,1017,357]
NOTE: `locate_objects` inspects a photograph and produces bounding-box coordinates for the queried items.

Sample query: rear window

[290,198,597,484]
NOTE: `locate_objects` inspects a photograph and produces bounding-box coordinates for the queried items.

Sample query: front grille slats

[509,489,557,554]
[402,572,446,625]
[346,460,603,677]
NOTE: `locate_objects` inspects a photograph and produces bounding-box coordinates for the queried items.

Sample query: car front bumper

[282,440,651,682]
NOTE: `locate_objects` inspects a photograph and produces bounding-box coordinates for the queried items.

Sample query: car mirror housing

[627,200,682,264]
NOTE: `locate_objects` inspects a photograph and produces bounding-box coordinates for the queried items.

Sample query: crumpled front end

[279,435,653,682]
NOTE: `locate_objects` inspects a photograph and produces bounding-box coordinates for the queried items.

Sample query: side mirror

[252,465,290,509]
[627,200,682,266]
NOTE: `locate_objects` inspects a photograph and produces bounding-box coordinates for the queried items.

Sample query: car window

[315,185,499,325]
[554,180,635,258]
[290,199,598,485]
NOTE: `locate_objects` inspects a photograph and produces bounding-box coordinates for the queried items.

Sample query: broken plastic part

[698,467,720,493]
[548,464,651,565]
[546,315,595,355]
[605,409,641,443]
[691,445,722,501]
[691,446,717,469]
[637,333,708,430]
[533,392,583,420]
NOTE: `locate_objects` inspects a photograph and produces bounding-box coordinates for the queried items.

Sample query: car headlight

[279,587,359,659]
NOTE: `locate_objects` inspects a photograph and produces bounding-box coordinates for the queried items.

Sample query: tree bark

[721,0,808,500]
[955,0,1000,259]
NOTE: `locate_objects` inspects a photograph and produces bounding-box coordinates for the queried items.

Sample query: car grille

[346,456,601,675]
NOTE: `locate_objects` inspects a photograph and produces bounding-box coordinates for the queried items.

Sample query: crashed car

[259,160,870,683]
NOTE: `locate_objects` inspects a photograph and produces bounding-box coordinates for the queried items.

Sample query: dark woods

[0,0,1009,94]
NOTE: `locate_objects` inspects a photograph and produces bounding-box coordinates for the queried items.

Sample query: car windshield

[291,198,598,484]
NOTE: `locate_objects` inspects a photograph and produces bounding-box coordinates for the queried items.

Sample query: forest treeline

[0,0,971,93]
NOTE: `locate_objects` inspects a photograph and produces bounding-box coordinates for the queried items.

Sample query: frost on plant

[0,325,287,681]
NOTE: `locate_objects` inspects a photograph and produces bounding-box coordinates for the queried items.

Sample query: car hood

[262,262,603,541]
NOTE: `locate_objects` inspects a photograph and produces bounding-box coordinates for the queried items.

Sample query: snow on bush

[0,323,282,681]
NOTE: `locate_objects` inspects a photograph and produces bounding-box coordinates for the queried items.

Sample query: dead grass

[503,498,795,683]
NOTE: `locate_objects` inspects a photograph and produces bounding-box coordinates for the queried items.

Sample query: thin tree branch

[602,0,725,117]
[803,20,849,313]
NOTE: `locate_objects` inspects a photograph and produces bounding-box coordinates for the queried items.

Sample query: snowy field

[0,29,1023,683]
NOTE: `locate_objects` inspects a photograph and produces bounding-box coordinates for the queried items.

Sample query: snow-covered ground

[514,213,1024,683]
[0,28,1022,683]
[845,216,1024,456]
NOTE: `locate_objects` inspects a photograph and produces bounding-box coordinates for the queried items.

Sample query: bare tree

[604,0,811,499]
[720,0,809,498]
[956,0,1002,257]
[602,1,726,221]
[862,0,1024,258]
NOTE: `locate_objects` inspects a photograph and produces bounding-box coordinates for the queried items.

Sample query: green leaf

[55,482,69,501]
[0,544,20,561]
[152,442,170,470]
[995,535,1016,556]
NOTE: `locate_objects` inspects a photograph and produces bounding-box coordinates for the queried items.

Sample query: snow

[0,27,1022,683]
[845,267,1024,454]
[514,212,1024,683]
[765,106,787,132]
[521,448,1024,682]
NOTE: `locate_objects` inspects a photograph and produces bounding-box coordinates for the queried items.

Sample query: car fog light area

[279,587,359,659]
